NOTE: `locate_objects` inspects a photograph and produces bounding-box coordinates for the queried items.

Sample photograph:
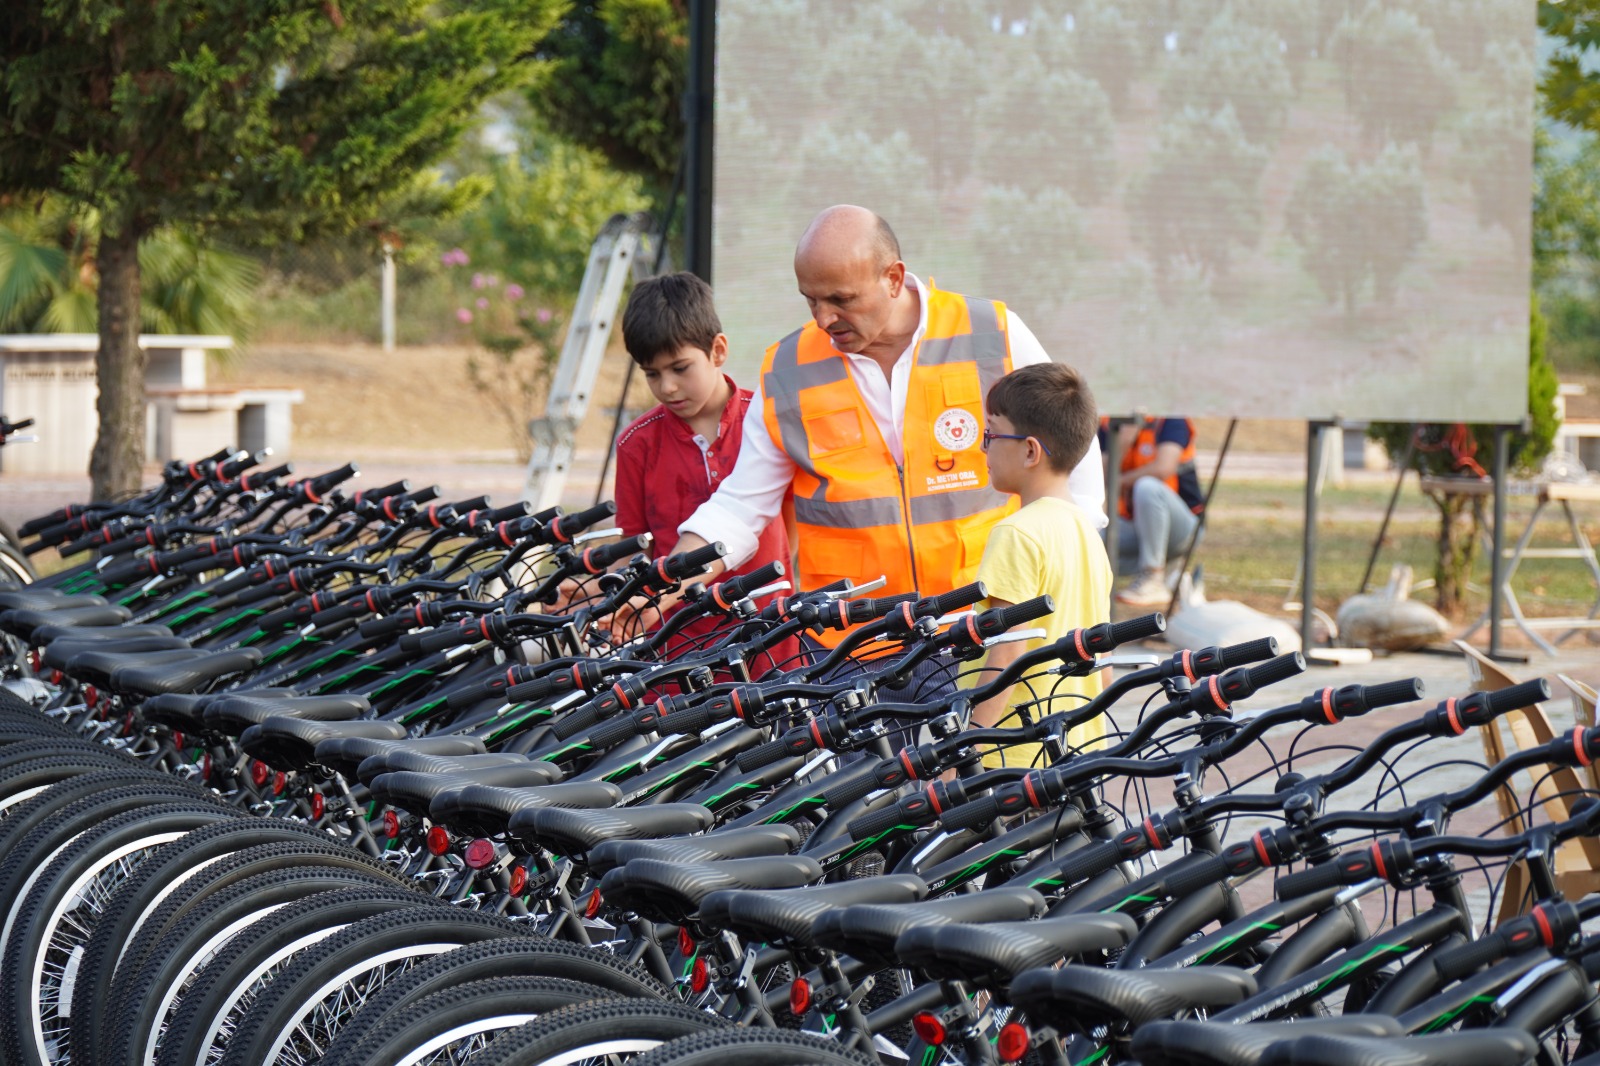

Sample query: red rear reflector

[997,1021,1029,1063]
[272,772,287,796]
[510,864,529,896]
[678,927,695,957]
[310,791,325,819]
[426,825,450,856]
[584,887,602,918]
[689,956,710,994]
[789,977,811,1016]
[464,838,496,870]
[172,731,185,750]
[82,684,98,708]
[382,810,401,839]
[912,1012,946,1046]
[250,760,270,787]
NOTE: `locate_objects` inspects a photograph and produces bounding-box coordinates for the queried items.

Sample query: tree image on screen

[713,0,1532,424]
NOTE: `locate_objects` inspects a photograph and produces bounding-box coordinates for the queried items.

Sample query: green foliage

[1329,6,1457,151]
[979,56,1115,205]
[1129,106,1267,288]
[1286,144,1427,314]
[0,199,261,341]
[533,0,687,196]
[1161,12,1294,146]
[1538,0,1600,133]
[970,185,1085,318]
[1534,129,1600,290]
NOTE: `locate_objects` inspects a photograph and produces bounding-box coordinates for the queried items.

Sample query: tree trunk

[1433,491,1480,618]
[89,228,147,501]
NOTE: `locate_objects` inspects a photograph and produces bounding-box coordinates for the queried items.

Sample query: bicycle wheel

[326,977,619,1066]
[624,1028,880,1066]
[70,821,384,1066]
[317,936,667,1066]
[216,909,542,1066]
[473,999,734,1066]
[0,539,38,585]
[0,804,241,1066]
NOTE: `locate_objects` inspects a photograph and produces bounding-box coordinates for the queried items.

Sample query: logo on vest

[933,408,979,452]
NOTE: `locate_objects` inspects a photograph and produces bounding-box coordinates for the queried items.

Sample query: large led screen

[713,0,1532,422]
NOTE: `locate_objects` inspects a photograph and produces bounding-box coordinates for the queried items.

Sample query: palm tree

[0,196,261,340]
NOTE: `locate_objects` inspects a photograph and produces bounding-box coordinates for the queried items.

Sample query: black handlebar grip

[1246,652,1307,692]
[1488,679,1554,716]
[550,698,613,741]
[236,461,294,492]
[530,505,563,525]
[350,479,411,505]
[399,485,442,507]
[549,501,617,544]
[654,706,716,735]
[848,591,919,625]
[59,525,120,558]
[1275,858,1364,901]
[307,462,360,497]
[1433,932,1520,983]
[931,581,989,616]
[736,733,805,773]
[587,712,652,751]
[19,507,78,538]
[1048,839,1124,888]
[823,769,892,809]
[1215,636,1278,669]
[1104,612,1167,647]
[6,417,33,432]
[101,526,168,558]
[711,562,786,606]
[445,495,492,517]
[998,595,1055,630]
[579,536,651,575]
[848,798,923,842]
[358,606,428,639]
[476,501,531,527]
[663,542,726,581]
[98,555,163,589]
[1163,853,1231,901]
[215,451,263,481]
[413,623,476,655]
[940,794,1007,834]
[1364,677,1426,710]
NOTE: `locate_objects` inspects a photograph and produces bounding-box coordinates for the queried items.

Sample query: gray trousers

[1116,477,1200,573]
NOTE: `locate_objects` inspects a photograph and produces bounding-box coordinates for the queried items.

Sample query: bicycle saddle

[587,823,803,877]
[49,636,193,674]
[355,749,541,786]
[810,885,1048,965]
[0,590,107,611]
[110,647,263,696]
[37,621,175,644]
[241,717,414,772]
[1,603,132,638]
[1010,965,1257,1032]
[1131,1018,1405,1066]
[428,779,620,838]
[511,804,719,859]
[312,733,484,778]
[598,854,824,927]
[894,912,1137,986]
[700,874,927,949]
[369,765,575,816]
[1257,1030,1538,1066]
[204,693,370,732]
[69,648,212,690]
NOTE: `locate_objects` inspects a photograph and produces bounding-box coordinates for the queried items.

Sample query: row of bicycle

[0,447,1591,1065]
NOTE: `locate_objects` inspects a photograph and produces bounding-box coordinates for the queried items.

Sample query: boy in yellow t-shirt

[968,362,1112,766]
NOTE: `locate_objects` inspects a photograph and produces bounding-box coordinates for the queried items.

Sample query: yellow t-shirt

[967,496,1112,767]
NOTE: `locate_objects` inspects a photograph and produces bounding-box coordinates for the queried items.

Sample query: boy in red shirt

[611,272,796,675]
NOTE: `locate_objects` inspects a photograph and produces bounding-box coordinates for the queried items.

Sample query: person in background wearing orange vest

[645,204,1107,698]
[1104,416,1204,607]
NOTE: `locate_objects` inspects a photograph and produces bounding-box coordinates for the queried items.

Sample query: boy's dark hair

[986,362,1097,474]
[622,272,723,367]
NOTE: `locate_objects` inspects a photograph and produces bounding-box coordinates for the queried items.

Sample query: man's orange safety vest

[761,287,1016,644]
[1118,417,1200,520]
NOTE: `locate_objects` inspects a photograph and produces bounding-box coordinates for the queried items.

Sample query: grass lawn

[1191,478,1600,624]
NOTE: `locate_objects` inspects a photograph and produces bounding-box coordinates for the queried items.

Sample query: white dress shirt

[680,273,1107,569]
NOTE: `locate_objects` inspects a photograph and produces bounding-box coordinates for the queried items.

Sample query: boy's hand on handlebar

[603,594,662,642]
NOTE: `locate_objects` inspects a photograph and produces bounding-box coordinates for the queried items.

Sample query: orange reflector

[82,684,98,708]
[997,1021,1029,1063]
[382,810,400,838]
[678,927,695,957]
[510,865,528,896]
[789,977,812,1016]
[250,760,270,787]
[272,771,287,796]
[690,956,710,994]
[912,1012,946,1046]
[464,838,496,870]
[426,825,450,856]
[584,887,602,918]
[310,791,325,819]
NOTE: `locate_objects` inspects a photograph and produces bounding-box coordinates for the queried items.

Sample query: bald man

[664,205,1105,644]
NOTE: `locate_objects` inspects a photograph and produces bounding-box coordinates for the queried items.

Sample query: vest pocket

[799,535,864,588]
[803,406,866,456]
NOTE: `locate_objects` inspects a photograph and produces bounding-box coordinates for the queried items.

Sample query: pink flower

[504,284,524,300]
[440,248,469,267]
[536,308,553,325]
[455,308,473,324]
[485,274,499,287]
[475,297,489,310]
[471,273,486,290]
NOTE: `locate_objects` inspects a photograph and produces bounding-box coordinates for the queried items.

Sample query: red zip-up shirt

[614,377,798,677]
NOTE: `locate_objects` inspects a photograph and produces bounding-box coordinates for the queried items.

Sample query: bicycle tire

[317,935,668,1066]
[69,821,378,1066]
[0,804,240,1066]
[325,976,620,1066]
[137,885,440,1066]
[473,998,734,1066]
[624,1028,880,1066]
[216,908,540,1066]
